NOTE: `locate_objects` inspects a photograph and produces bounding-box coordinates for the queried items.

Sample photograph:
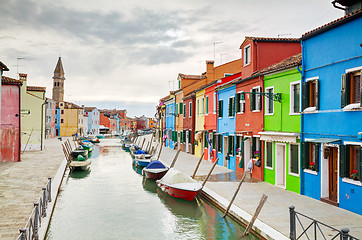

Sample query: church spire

[53,57,65,79]
[52,57,66,102]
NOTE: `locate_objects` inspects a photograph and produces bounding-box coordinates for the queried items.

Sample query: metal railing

[16,177,52,240]
[289,206,359,240]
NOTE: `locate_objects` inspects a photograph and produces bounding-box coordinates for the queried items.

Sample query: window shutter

[220,100,223,117]
[212,132,216,149]
[267,142,273,167]
[228,98,232,117]
[341,74,348,108]
[206,97,209,114]
[360,71,362,107]
[302,82,310,111]
[314,143,320,172]
[250,92,255,111]
[251,137,256,157]
[235,93,240,113]
[228,136,232,154]
[359,146,362,182]
[188,130,192,144]
[301,142,309,169]
[315,80,320,110]
[258,88,262,111]
[340,145,347,178]
[232,97,235,116]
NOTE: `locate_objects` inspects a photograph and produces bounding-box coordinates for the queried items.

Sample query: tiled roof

[245,36,300,42]
[84,107,96,112]
[1,76,22,85]
[178,73,205,80]
[56,101,83,109]
[302,9,362,40]
[27,86,46,92]
[261,53,302,74]
[0,61,9,71]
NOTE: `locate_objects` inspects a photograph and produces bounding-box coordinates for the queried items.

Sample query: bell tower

[52,57,65,102]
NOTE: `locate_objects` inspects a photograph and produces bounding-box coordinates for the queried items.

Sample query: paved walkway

[135,135,362,239]
[0,137,65,240]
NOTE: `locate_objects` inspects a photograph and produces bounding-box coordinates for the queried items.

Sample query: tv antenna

[220,53,228,64]
[277,33,291,38]
[213,41,223,62]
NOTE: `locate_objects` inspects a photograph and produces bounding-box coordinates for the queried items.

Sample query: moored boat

[156,168,203,201]
[69,159,92,171]
[70,149,89,159]
[133,156,152,167]
[143,160,168,180]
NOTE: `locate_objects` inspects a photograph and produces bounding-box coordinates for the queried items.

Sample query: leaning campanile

[52,57,65,102]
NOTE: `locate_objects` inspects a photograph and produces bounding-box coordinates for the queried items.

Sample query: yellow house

[58,101,84,137]
[19,73,47,151]
[174,88,183,150]
[194,88,205,158]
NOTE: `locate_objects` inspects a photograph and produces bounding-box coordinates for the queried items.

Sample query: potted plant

[310,162,316,171]
[253,151,260,159]
[351,170,359,180]
[236,148,241,156]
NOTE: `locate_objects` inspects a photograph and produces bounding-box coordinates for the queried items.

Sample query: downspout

[300,40,305,195]
[41,96,46,151]
[18,83,22,161]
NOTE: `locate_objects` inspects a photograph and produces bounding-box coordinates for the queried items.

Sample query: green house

[259,53,302,193]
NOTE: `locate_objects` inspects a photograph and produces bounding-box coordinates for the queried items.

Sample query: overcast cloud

[0,0,342,117]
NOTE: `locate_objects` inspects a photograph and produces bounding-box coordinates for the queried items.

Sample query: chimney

[19,73,27,81]
[206,60,215,83]
[82,105,85,108]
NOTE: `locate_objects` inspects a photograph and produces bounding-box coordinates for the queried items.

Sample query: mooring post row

[33,202,39,240]
[340,227,350,240]
[289,205,296,240]
[19,227,27,240]
[42,187,47,217]
[48,177,52,202]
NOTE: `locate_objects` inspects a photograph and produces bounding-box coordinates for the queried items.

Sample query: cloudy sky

[0,0,343,118]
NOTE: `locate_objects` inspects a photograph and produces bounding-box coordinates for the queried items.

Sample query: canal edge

[37,158,68,240]
[200,187,289,240]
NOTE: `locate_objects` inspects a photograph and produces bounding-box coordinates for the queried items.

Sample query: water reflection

[142,177,157,194]
[69,169,91,179]
[132,162,144,175]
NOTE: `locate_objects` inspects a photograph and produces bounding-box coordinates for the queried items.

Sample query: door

[186,130,189,153]
[223,136,228,167]
[244,138,251,169]
[275,144,286,188]
[328,147,338,202]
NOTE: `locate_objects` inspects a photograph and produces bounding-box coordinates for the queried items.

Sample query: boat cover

[160,168,196,184]
[145,160,166,169]
[136,149,146,154]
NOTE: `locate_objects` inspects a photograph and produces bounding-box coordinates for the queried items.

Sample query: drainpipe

[18,83,22,161]
[41,97,46,151]
[300,40,305,195]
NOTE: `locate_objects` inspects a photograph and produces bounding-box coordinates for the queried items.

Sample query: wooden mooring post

[157,143,163,160]
[140,138,146,150]
[223,172,246,218]
[192,152,204,179]
[242,194,268,237]
[170,149,181,168]
[202,158,219,187]
[148,135,154,152]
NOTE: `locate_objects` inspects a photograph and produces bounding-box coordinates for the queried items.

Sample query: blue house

[55,108,60,136]
[216,79,236,171]
[164,95,176,149]
[300,10,362,214]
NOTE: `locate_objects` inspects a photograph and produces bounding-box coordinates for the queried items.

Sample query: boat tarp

[146,160,166,169]
[160,168,196,185]
[136,149,146,154]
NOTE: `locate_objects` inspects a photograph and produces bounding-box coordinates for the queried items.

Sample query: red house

[182,92,196,154]
[1,76,22,162]
[234,37,301,180]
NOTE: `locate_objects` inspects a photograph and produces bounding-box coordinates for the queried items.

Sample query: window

[340,145,361,181]
[206,96,209,115]
[243,44,251,66]
[228,136,234,156]
[54,82,56,87]
[224,73,233,77]
[302,78,319,111]
[212,132,216,150]
[202,98,204,115]
[213,93,217,113]
[217,134,222,152]
[189,102,192,118]
[265,142,273,169]
[290,81,301,114]
[228,96,235,117]
[60,103,63,107]
[302,142,320,172]
[179,102,183,115]
[265,87,274,115]
[55,119,57,124]
[341,69,361,108]
[235,92,245,113]
[218,100,223,118]
[61,110,64,114]
[290,144,299,175]
[250,86,262,111]
[61,119,64,123]
[183,104,186,118]
[197,99,199,116]
[251,137,261,158]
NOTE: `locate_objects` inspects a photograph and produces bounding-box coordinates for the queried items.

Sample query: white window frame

[243,44,251,66]
[265,141,273,170]
[343,66,362,111]
[237,91,245,114]
[218,99,223,119]
[202,97,204,115]
[189,102,192,118]
[303,77,319,113]
[289,143,300,177]
[183,104,186,119]
[251,86,261,112]
[228,96,235,118]
[290,80,301,115]
[213,93,217,114]
[197,99,199,116]
[205,96,209,116]
[265,86,274,115]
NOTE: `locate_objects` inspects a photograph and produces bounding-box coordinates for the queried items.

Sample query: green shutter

[218,100,221,117]
[341,74,348,108]
[206,97,209,114]
[228,136,232,154]
[359,146,362,182]
[302,82,310,111]
[212,132,216,149]
[251,137,256,156]
[315,80,320,110]
[235,93,240,113]
[290,144,299,174]
[188,130,191,144]
[267,142,273,167]
[236,136,240,152]
[180,103,183,114]
[314,143,320,172]
[232,97,235,116]
[228,98,232,117]
[258,88,262,111]
[340,145,347,178]
[301,142,309,169]
[250,91,255,111]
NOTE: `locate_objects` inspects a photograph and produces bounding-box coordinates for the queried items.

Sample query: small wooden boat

[84,136,100,144]
[96,135,105,139]
[156,168,203,201]
[143,160,168,180]
[70,149,88,159]
[69,159,92,171]
[133,156,152,167]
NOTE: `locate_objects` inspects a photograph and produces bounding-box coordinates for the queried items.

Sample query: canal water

[46,143,260,240]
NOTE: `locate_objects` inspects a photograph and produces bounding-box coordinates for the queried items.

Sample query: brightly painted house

[57,101,83,137]
[204,81,218,162]
[195,89,205,158]
[1,76,22,162]
[0,61,9,127]
[20,74,46,151]
[174,88,184,151]
[235,36,301,181]
[84,107,100,135]
[45,98,56,138]
[216,74,239,171]
[183,92,196,154]
[55,108,60,136]
[300,10,362,214]
[164,94,176,149]
[260,53,302,194]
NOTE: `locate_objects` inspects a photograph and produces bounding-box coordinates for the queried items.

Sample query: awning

[307,138,341,144]
[259,131,300,144]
